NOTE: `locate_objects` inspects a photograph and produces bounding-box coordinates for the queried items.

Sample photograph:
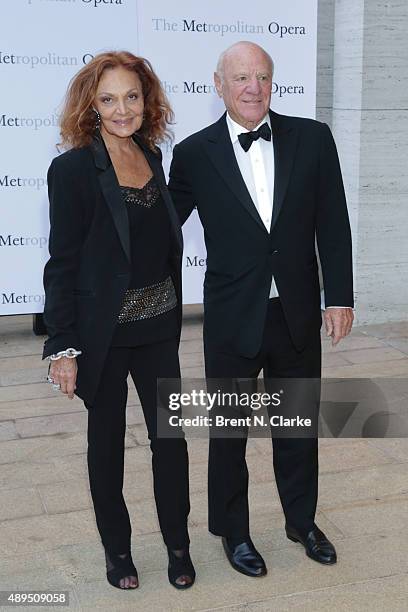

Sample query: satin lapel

[270,110,299,230]
[90,134,131,263]
[203,115,266,232]
[98,166,131,262]
[134,136,183,254]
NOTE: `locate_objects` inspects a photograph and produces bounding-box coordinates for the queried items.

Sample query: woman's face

[94,66,144,139]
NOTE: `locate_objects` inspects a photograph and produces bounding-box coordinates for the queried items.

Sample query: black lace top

[110,176,178,347]
[120,178,160,208]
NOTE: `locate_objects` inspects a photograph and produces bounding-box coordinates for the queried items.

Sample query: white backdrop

[0,0,317,314]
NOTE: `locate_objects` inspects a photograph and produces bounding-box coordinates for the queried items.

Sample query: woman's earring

[93,108,101,130]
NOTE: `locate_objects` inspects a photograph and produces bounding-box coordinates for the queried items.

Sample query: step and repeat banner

[0,0,317,314]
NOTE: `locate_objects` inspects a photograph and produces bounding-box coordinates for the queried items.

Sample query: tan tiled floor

[0,310,407,611]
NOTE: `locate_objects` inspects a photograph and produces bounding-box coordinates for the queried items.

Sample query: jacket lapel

[269,110,298,231]
[133,134,183,254]
[90,135,131,263]
[90,132,183,262]
[203,111,299,233]
[203,114,266,232]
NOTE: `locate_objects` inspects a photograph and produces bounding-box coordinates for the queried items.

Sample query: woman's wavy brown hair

[59,51,173,150]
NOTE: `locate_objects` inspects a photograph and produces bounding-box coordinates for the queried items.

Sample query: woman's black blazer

[42,133,183,405]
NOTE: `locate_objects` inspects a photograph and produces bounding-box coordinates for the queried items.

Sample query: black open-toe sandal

[167,547,196,590]
[104,550,139,590]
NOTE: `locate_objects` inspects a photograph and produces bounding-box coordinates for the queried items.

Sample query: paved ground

[0,310,407,611]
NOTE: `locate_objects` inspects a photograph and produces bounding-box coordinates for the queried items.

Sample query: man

[169,41,354,577]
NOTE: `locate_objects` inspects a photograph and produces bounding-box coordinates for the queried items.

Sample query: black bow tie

[238,122,272,152]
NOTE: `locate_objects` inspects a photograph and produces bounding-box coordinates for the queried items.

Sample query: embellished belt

[117,276,177,324]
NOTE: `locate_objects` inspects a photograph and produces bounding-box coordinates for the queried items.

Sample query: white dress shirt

[226,112,279,298]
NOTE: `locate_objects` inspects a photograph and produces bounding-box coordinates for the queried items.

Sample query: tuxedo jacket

[168,110,353,358]
[42,133,183,404]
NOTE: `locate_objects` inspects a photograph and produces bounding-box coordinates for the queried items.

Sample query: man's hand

[49,357,77,399]
[323,307,354,346]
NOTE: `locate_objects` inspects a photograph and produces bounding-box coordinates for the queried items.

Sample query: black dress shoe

[222,537,267,577]
[285,524,337,565]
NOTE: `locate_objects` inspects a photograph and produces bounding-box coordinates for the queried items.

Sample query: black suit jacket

[168,110,353,358]
[42,133,183,404]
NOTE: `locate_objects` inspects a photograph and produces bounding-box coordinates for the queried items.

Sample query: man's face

[214,45,272,130]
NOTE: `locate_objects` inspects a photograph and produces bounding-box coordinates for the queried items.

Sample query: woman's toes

[119,575,138,589]
[176,574,192,586]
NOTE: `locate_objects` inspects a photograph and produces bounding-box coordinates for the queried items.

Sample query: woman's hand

[49,357,78,399]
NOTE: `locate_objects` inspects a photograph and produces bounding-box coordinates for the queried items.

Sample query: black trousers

[205,298,321,539]
[86,338,190,554]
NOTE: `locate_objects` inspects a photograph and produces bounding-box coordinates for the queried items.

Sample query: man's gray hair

[216,41,274,81]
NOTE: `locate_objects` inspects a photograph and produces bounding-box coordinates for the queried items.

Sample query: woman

[43,51,195,590]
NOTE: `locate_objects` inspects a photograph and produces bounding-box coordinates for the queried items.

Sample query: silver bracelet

[48,348,82,361]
